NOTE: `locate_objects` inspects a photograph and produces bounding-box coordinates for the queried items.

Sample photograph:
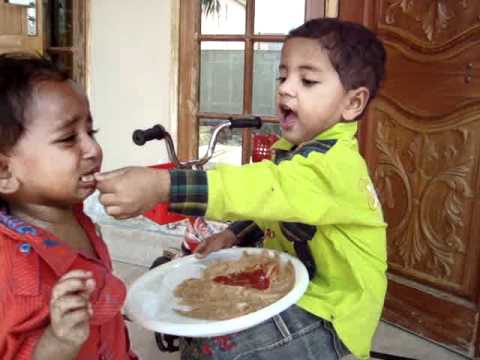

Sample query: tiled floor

[113,260,468,360]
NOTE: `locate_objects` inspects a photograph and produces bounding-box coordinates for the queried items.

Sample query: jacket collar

[0,204,93,276]
[272,121,358,151]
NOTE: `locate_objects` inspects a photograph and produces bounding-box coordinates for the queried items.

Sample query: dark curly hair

[0,52,68,153]
[287,18,386,103]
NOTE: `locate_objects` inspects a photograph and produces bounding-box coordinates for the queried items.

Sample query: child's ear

[0,154,19,195]
[342,87,370,122]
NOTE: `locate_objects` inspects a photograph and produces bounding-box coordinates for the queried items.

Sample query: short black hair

[287,18,386,102]
[0,52,68,153]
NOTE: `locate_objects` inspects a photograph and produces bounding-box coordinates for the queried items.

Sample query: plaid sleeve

[228,221,264,247]
[168,169,208,216]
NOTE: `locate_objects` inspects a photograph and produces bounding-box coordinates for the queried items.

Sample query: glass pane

[252,42,282,116]
[201,0,246,35]
[50,0,73,47]
[200,41,245,114]
[255,0,305,35]
[27,1,37,36]
[7,0,31,4]
[199,119,243,167]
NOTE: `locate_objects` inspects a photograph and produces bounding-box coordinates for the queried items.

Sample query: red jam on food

[213,268,270,290]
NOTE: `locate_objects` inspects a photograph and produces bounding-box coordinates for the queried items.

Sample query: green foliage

[202,0,221,16]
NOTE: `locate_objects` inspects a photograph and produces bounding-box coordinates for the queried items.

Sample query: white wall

[89,0,178,171]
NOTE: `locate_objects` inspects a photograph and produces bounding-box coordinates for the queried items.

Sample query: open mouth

[279,104,297,129]
[79,167,100,185]
[80,174,95,183]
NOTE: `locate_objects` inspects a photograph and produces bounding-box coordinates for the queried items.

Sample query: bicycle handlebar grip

[229,116,262,129]
[132,125,167,146]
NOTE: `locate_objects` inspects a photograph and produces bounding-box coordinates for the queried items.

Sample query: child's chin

[281,132,301,146]
[77,187,96,200]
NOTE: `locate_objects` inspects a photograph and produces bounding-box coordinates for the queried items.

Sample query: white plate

[124,247,309,337]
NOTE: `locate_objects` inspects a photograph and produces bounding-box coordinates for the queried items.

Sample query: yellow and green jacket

[169,121,387,359]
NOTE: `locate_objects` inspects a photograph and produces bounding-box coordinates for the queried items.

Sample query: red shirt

[0,206,138,360]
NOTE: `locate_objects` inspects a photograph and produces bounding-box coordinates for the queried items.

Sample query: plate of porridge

[124,247,309,337]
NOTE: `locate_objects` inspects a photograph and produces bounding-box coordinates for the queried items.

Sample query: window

[178,0,326,165]
[43,0,87,89]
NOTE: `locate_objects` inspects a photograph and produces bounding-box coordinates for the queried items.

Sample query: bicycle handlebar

[133,117,262,146]
[132,116,263,169]
[229,116,262,129]
[132,124,168,146]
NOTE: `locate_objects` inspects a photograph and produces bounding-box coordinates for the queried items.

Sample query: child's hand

[194,229,237,257]
[48,270,95,350]
[95,166,170,219]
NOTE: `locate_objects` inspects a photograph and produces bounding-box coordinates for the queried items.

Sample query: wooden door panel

[380,46,480,117]
[384,279,477,353]
[341,0,480,357]
[0,2,43,54]
[378,1,480,47]
[377,1,480,117]
[366,99,480,298]
[0,3,27,34]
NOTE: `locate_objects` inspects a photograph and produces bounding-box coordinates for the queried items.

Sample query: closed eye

[302,79,319,87]
[56,128,98,143]
[57,134,76,143]
[276,76,286,84]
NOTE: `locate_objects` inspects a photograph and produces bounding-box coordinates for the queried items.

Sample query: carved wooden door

[340,1,480,358]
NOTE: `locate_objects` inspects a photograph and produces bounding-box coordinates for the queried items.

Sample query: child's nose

[278,78,296,97]
[82,135,102,159]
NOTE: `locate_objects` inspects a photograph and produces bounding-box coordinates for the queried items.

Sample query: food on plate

[174,250,295,320]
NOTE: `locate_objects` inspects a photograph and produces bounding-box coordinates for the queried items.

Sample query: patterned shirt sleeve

[168,169,209,216]
[169,169,264,245]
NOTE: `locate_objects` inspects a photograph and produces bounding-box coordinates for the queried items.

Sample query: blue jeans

[180,305,350,360]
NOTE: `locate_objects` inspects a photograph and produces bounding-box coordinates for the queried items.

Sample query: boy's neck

[8,202,77,229]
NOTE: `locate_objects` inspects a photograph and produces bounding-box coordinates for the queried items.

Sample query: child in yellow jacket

[95,18,387,360]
